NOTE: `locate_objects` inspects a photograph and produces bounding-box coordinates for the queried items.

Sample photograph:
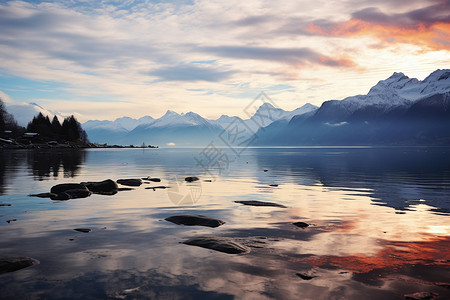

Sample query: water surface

[0,147,449,299]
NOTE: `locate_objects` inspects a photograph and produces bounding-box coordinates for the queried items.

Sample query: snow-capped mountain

[139,110,211,128]
[83,115,154,132]
[255,69,450,146]
[6,102,65,127]
[319,69,450,118]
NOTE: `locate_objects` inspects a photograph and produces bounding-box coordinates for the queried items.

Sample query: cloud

[0,91,12,103]
[149,64,236,82]
[304,1,450,50]
[200,46,357,68]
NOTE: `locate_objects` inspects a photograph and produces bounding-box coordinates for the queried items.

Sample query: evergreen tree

[61,115,89,143]
[51,116,62,137]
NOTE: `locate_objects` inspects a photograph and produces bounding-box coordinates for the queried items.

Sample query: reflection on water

[0,149,86,195]
[0,147,449,299]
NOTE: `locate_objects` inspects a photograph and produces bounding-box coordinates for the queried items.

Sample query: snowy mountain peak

[368,72,418,96]
[423,69,450,82]
[163,110,179,116]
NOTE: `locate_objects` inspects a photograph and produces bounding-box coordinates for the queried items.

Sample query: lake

[0,147,449,299]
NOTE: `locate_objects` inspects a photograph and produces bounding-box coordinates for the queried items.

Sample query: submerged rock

[234,200,286,208]
[6,219,17,223]
[29,193,57,198]
[293,222,309,229]
[296,272,317,280]
[165,215,225,228]
[145,186,169,191]
[183,237,250,254]
[185,176,199,182]
[74,228,92,233]
[81,179,118,194]
[0,256,39,274]
[269,184,279,187]
[50,183,87,194]
[117,179,142,186]
[0,203,12,206]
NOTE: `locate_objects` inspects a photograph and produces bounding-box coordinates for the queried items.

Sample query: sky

[0,0,449,122]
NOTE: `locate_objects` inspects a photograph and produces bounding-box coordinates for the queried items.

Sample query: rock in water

[74,228,91,233]
[50,183,87,194]
[117,179,142,186]
[142,177,161,182]
[234,200,286,208]
[0,257,39,274]
[185,176,199,182]
[52,189,91,200]
[145,186,169,191]
[81,179,118,194]
[293,222,309,228]
[296,273,317,280]
[183,237,249,254]
[165,215,225,228]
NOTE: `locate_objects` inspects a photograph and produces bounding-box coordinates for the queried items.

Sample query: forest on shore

[0,97,89,147]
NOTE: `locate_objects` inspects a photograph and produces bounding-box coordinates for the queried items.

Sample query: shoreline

[0,142,158,150]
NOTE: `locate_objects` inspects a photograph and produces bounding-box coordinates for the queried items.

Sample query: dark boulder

[50,183,87,194]
[185,176,199,182]
[117,179,142,186]
[74,228,91,233]
[50,189,92,200]
[293,222,309,228]
[0,256,39,274]
[81,179,118,194]
[296,273,317,280]
[165,215,225,228]
[234,200,286,208]
[183,237,250,254]
[0,203,12,206]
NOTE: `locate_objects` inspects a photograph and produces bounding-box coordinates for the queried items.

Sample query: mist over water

[0,147,449,299]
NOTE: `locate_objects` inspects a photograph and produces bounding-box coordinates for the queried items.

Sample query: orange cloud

[306,19,450,51]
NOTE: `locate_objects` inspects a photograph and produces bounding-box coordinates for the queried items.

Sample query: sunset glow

[0,0,448,121]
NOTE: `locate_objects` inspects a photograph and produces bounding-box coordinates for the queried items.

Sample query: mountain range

[6,69,450,146]
[81,103,318,146]
[254,69,450,146]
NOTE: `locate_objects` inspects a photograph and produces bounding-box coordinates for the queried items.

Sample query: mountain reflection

[251,147,450,214]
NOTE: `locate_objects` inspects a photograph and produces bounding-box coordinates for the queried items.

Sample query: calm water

[0,147,449,300]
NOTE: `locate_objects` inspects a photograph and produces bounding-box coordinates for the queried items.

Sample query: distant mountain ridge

[81,102,318,145]
[6,69,449,146]
[255,69,450,146]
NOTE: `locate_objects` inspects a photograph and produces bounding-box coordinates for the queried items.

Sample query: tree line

[0,97,89,144]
